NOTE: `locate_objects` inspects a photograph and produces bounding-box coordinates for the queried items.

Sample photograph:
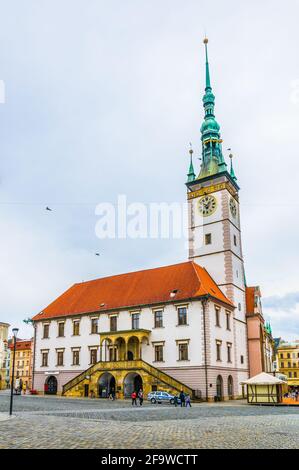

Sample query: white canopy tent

[241,372,287,404]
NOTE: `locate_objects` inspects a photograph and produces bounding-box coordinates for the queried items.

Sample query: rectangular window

[90,349,97,365]
[58,322,65,337]
[132,313,140,330]
[205,233,212,245]
[57,351,64,366]
[280,353,283,358]
[154,345,164,362]
[281,362,284,368]
[240,355,244,364]
[226,311,231,330]
[91,318,98,334]
[289,372,292,378]
[288,362,291,368]
[234,234,237,246]
[294,372,297,378]
[110,316,117,332]
[227,343,232,363]
[41,352,48,367]
[154,310,163,328]
[178,343,188,361]
[73,321,80,336]
[216,341,222,361]
[287,353,290,358]
[43,324,49,339]
[215,307,221,327]
[177,307,187,326]
[72,350,80,366]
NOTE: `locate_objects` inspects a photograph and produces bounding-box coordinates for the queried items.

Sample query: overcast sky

[0,0,298,341]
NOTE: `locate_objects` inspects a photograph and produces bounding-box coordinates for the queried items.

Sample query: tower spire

[197,38,227,180]
[204,37,211,90]
[229,152,237,181]
[187,143,196,182]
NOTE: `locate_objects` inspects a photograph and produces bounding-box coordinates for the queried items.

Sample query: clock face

[229,197,237,218]
[198,195,217,217]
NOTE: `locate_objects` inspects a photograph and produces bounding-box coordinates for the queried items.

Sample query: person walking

[185,394,192,407]
[138,389,144,406]
[131,391,137,406]
[179,390,185,407]
[173,395,178,407]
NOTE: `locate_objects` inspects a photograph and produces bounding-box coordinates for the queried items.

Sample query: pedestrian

[19,379,23,395]
[173,395,178,407]
[179,390,185,407]
[295,389,299,402]
[185,394,192,407]
[131,391,137,406]
[138,389,144,406]
[22,382,27,395]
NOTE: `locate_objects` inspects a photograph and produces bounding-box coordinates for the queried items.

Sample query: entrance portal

[124,372,143,397]
[98,372,116,398]
[45,375,58,395]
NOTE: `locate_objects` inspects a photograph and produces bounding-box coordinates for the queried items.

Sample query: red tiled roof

[32,261,234,321]
[9,340,32,351]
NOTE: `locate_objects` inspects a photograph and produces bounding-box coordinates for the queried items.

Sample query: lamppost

[9,328,19,416]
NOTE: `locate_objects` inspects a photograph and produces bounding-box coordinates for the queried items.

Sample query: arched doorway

[127,351,134,360]
[228,375,234,399]
[124,372,143,397]
[98,372,116,398]
[45,375,58,395]
[127,337,140,361]
[216,375,223,401]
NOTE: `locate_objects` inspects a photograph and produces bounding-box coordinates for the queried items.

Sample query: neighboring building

[4,340,11,388]
[277,340,299,388]
[9,340,33,390]
[0,322,10,390]
[246,286,275,377]
[31,39,251,400]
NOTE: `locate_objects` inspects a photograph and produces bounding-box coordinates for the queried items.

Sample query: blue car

[147,391,181,405]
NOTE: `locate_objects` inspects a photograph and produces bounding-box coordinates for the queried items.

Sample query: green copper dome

[200,117,220,134]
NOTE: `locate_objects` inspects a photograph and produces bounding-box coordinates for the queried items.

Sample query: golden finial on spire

[203,37,208,44]
[189,142,193,156]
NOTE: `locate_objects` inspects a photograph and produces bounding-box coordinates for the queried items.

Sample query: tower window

[240,355,244,364]
[205,233,212,245]
[234,235,237,246]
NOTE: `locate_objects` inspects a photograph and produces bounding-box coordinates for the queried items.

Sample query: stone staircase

[62,359,193,397]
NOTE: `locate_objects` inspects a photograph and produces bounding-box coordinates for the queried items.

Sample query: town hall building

[32,39,251,401]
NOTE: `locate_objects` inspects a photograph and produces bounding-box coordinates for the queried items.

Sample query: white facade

[33,297,243,399]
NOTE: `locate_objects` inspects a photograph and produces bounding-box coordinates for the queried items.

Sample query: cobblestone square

[0,393,298,449]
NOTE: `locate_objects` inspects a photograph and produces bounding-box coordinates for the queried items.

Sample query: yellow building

[9,340,33,391]
[0,322,10,390]
[277,340,299,389]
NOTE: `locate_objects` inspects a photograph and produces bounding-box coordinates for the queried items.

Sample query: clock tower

[186,38,248,374]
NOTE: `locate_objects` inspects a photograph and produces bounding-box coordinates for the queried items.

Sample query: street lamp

[9,328,19,416]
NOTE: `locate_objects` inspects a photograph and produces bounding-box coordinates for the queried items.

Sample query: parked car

[147,391,181,405]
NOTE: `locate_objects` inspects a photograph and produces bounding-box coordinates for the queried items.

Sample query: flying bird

[95,253,100,256]
[45,206,52,211]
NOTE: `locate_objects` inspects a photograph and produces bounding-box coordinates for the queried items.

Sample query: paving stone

[0,395,298,449]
